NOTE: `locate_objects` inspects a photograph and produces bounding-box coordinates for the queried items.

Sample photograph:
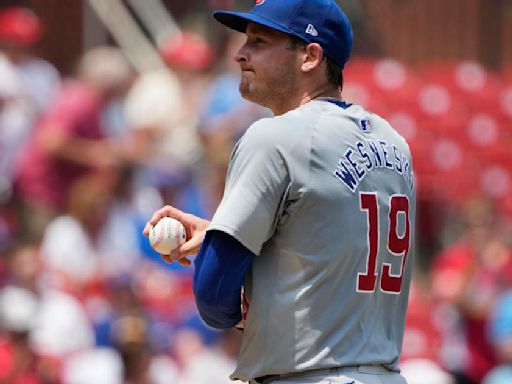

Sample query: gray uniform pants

[252,366,408,384]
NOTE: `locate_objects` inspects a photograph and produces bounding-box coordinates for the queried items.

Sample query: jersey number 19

[357,192,410,295]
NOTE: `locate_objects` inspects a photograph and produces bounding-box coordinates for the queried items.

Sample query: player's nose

[234,44,248,65]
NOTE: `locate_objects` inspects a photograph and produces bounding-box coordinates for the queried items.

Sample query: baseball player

[144,0,416,383]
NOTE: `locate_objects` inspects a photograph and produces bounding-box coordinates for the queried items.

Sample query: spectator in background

[39,173,117,294]
[124,30,214,216]
[1,241,40,293]
[15,46,134,241]
[160,30,215,119]
[95,165,146,279]
[171,327,243,384]
[0,6,59,214]
[0,245,89,384]
[98,278,179,384]
[0,7,58,115]
[432,196,512,384]
[399,278,453,384]
[61,347,123,384]
[484,289,512,384]
[0,285,41,384]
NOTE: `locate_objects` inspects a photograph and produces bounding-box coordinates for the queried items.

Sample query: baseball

[149,217,186,255]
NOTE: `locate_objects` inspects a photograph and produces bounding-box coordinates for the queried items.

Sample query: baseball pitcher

[144,1,416,383]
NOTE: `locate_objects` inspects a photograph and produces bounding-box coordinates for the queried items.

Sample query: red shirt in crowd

[15,80,105,211]
[432,239,512,382]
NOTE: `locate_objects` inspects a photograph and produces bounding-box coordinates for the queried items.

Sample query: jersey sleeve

[209,119,292,255]
[193,230,255,329]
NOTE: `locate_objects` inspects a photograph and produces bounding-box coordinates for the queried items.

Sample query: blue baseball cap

[213,0,353,69]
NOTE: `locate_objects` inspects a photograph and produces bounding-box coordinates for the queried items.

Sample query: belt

[254,364,394,383]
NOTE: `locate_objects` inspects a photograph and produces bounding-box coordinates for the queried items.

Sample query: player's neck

[269,84,340,116]
[300,85,342,108]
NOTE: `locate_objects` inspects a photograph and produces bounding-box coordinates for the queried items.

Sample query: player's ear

[301,43,324,73]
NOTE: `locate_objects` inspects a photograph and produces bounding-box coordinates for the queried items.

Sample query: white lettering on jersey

[333,138,414,193]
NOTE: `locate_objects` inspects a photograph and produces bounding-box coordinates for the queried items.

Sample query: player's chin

[239,83,254,101]
[239,81,268,108]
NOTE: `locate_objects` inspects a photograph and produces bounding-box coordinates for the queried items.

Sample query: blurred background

[0,0,511,383]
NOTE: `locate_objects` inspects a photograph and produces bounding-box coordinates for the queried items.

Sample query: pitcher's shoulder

[243,111,313,145]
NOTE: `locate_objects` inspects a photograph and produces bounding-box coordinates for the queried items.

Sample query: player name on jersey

[333,137,414,193]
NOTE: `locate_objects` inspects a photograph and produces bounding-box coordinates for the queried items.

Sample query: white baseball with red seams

[149,217,186,255]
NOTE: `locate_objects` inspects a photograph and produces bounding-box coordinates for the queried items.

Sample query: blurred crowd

[0,4,512,384]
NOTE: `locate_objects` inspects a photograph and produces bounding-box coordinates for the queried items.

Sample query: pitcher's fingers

[148,208,170,225]
[169,245,200,262]
[160,254,173,264]
[143,211,167,236]
[143,222,153,236]
[143,205,186,236]
[148,205,183,226]
[178,237,203,257]
[167,249,179,261]
[161,252,190,265]
[178,258,192,267]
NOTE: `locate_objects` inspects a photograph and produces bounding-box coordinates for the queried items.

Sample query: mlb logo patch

[359,119,372,132]
[255,0,265,4]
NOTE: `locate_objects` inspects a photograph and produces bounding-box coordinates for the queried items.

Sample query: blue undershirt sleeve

[193,230,255,329]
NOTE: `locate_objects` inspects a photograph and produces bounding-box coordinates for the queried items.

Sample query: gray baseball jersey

[209,99,416,382]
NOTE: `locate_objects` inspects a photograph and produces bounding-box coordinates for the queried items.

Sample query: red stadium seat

[343,56,379,88]
[428,138,479,200]
[479,165,512,200]
[420,61,502,114]
[343,57,391,115]
[372,59,422,106]
[500,86,512,120]
[462,113,510,167]
[342,80,389,115]
[402,280,443,364]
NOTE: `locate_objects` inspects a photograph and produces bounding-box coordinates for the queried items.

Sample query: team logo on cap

[305,24,318,37]
[255,0,265,4]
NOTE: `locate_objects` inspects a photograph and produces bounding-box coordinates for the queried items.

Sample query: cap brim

[213,11,293,37]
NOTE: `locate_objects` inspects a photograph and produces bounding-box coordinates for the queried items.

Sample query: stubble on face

[238,36,298,111]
